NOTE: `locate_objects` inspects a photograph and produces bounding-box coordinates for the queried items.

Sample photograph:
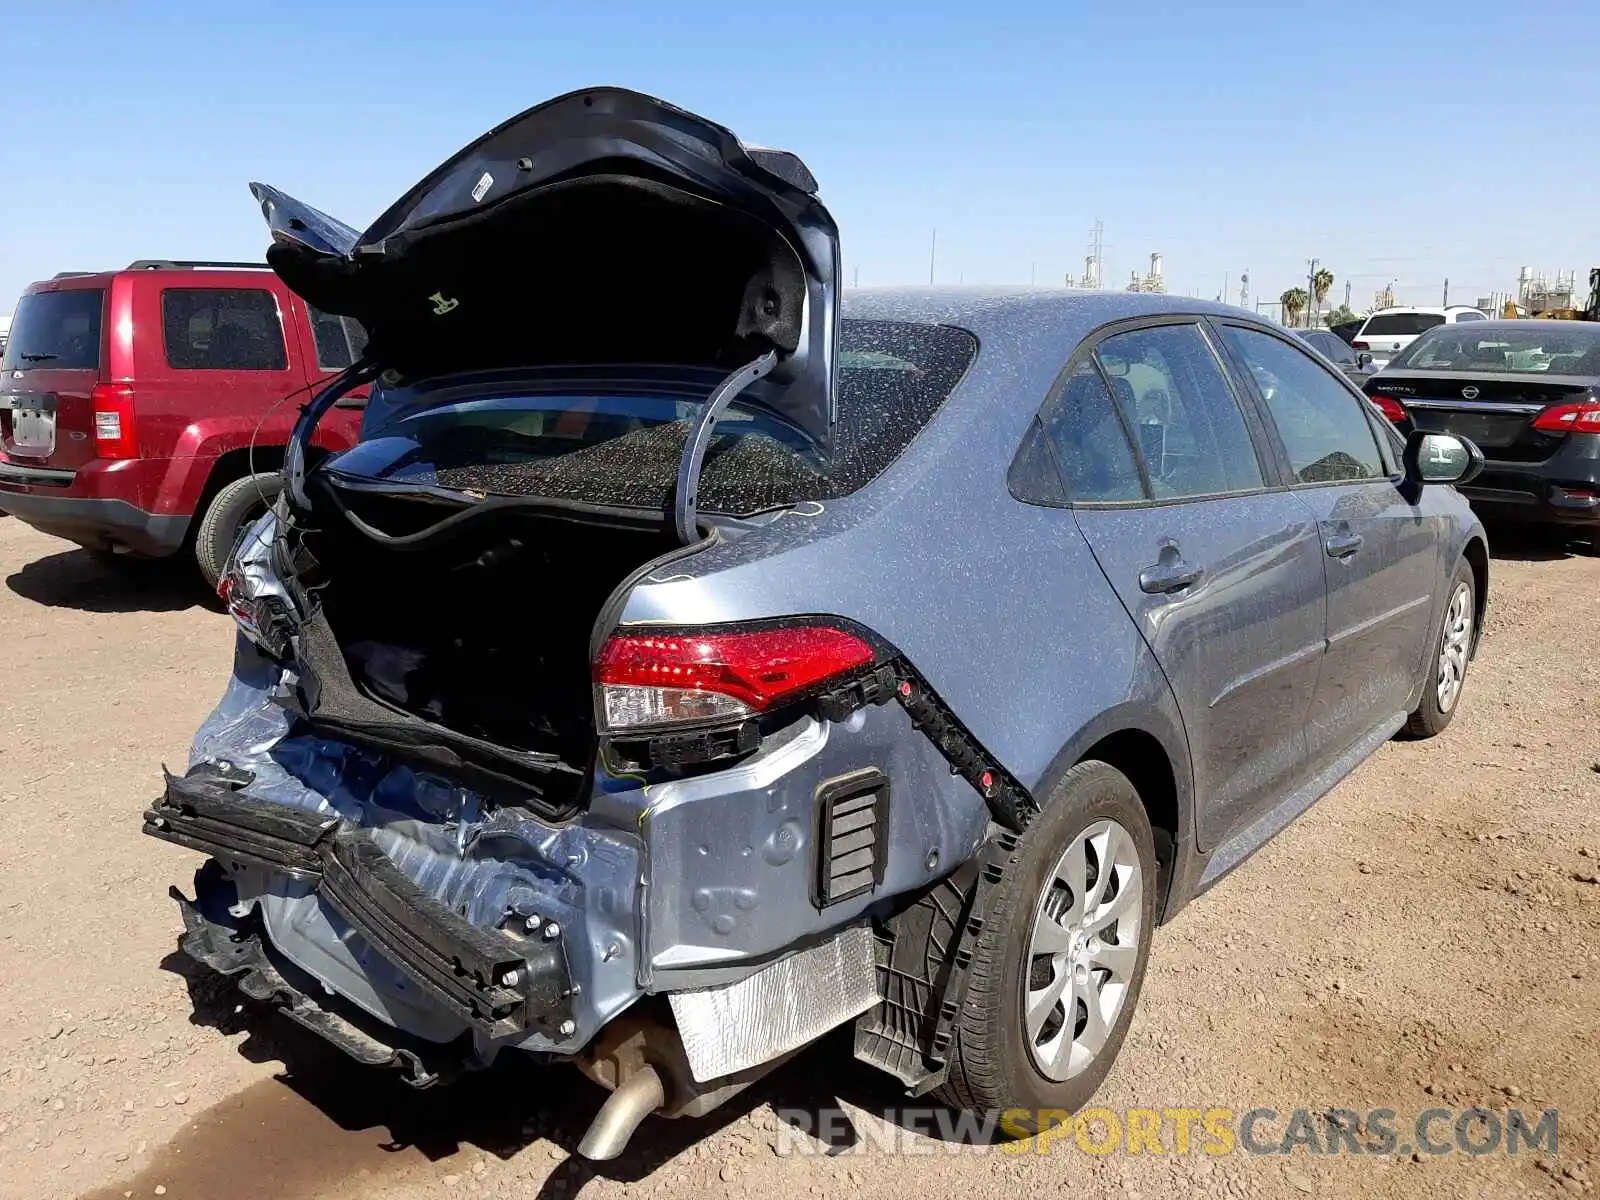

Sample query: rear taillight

[90,382,138,459]
[594,623,877,731]
[1369,392,1407,422]
[1531,399,1600,434]
[1352,340,1369,350]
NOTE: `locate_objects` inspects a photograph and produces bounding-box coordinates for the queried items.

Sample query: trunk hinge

[673,350,780,544]
[284,358,382,510]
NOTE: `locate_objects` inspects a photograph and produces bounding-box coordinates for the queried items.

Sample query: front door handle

[1325,530,1364,559]
[1139,544,1204,594]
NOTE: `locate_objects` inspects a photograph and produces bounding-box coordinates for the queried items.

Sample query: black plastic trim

[144,767,574,1040]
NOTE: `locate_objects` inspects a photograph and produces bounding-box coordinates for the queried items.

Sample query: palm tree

[1280,287,1308,327]
[1311,268,1334,327]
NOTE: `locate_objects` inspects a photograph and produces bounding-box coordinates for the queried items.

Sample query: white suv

[1353,305,1487,370]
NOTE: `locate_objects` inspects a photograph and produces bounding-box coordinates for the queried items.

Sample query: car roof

[22,261,274,294]
[1362,305,1478,317]
[1422,319,1600,337]
[843,286,1256,342]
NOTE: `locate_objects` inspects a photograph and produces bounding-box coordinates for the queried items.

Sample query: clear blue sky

[3,1,1596,315]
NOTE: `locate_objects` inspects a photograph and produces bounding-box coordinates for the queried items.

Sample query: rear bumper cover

[0,488,188,555]
[1456,436,1600,526]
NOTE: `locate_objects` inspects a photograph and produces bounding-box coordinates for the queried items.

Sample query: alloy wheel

[1436,581,1472,713]
[1023,818,1144,1081]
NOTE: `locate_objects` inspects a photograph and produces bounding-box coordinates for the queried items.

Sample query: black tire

[194,472,280,590]
[1402,558,1475,739]
[936,760,1158,1133]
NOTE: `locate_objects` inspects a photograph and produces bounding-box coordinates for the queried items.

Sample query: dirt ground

[0,515,1595,1200]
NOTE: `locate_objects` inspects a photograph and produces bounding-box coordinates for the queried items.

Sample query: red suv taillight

[1531,399,1600,434]
[1352,340,1370,350]
[90,382,138,459]
[1369,392,1407,422]
[594,623,877,731]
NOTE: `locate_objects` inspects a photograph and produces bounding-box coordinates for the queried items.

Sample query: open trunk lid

[250,87,841,468]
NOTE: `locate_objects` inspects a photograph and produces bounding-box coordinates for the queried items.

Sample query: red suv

[0,260,368,585]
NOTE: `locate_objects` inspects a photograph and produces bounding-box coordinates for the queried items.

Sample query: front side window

[1221,326,1385,484]
[1040,360,1144,502]
[1093,323,1264,499]
[161,288,287,371]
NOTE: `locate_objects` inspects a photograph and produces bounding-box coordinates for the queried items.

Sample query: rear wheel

[194,472,280,590]
[936,761,1157,1133]
[1403,559,1475,739]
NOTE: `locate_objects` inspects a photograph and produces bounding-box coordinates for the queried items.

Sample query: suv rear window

[161,288,288,371]
[0,289,104,371]
[309,306,370,371]
[1361,313,1445,337]
[333,319,978,514]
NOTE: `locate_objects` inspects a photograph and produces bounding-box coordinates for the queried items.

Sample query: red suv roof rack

[125,260,269,271]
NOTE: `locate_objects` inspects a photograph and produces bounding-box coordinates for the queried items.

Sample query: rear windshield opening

[327,319,979,516]
[1,289,104,371]
[1361,313,1445,337]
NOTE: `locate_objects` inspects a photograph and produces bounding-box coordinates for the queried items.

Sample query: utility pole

[1031,262,1037,286]
[853,265,859,289]
[1443,277,1449,306]
[928,228,937,286]
[1307,258,1319,329]
[1344,280,1351,309]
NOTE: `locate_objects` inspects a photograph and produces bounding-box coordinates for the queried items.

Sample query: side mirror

[1355,351,1373,370]
[1403,431,1483,486]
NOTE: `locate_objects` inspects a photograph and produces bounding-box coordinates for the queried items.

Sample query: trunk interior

[293,485,681,788]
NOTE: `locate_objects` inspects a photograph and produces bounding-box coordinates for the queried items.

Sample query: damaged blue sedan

[147,87,1490,1158]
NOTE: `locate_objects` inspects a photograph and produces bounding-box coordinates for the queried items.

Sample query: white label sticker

[471,172,494,203]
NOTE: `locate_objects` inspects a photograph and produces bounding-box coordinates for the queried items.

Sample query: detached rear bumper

[146,766,574,1042]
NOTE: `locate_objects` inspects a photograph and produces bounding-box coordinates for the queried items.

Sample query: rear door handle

[1139,544,1204,594]
[1325,530,1364,559]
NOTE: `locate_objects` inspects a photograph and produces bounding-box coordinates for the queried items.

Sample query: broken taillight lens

[594,623,877,731]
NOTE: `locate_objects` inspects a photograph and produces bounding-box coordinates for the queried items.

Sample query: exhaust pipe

[577,1063,666,1161]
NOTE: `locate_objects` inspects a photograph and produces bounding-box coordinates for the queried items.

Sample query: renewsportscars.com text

[772,1106,1559,1158]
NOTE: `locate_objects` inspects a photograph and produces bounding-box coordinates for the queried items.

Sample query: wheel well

[1462,537,1489,655]
[1078,729,1179,919]
[188,446,286,539]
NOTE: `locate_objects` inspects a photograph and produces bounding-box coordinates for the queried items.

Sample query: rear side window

[1361,313,1445,337]
[309,306,370,371]
[1041,360,1144,501]
[0,289,104,371]
[1221,326,1384,483]
[161,289,287,371]
[339,319,978,514]
[1453,310,1485,322]
[1094,324,1265,499]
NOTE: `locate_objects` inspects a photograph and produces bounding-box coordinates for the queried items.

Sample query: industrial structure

[1125,252,1167,293]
